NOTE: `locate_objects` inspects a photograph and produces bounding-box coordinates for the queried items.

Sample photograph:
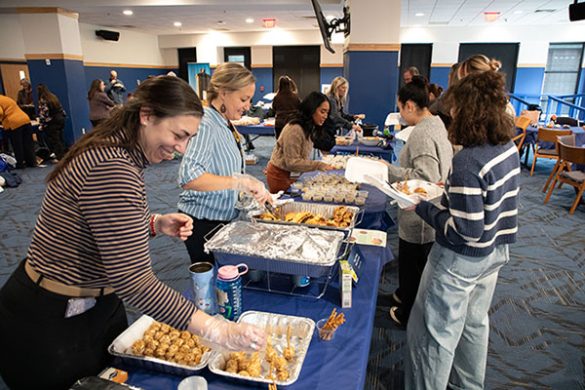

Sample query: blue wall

[514,67,545,97]
[429,66,450,90]
[251,67,273,103]
[344,51,399,129]
[320,67,343,89]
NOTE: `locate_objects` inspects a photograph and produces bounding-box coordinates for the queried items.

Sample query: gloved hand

[232,173,272,205]
[195,315,266,352]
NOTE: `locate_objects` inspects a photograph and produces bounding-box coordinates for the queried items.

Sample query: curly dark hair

[289,91,329,139]
[443,70,514,147]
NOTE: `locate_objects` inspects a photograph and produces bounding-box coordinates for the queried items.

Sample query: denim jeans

[405,244,510,390]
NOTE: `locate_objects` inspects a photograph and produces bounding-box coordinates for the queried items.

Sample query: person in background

[178,63,271,265]
[106,70,126,105]
[428,83,443,104]
[88,79,115,127]
[403,66,420,84]
[0,76,266,390]
[405,70,519,390]
[430,63,459,129]
[0,94,36,169]
[385,76,453,328]
[37,84,67,161]
[326,76,363,135]
[17,79,35,119]
[272,75,301,139]
[265,91,335,193]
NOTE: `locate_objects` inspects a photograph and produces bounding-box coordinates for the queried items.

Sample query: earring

[220,103,227,113]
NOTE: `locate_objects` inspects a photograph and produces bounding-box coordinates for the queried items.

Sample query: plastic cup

[316,318,336,341]
[178,376,208,390]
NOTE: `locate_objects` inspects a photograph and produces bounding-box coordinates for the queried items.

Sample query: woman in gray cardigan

[386,76,453,328]
[88,79,115,127]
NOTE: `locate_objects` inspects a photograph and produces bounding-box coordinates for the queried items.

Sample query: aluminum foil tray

[253,202,360,232]
[209,311,315,387]
[205,221,344,277]
[108,315,212,376]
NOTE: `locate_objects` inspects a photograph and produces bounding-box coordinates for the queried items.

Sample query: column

[19,8,90,146]
[344,0,401,129]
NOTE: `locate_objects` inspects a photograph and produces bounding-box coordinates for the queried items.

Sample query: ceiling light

[513,10,523,14]
[245,18,254,24]
[415,13,424,17]
[483,12,500,22]
[123,10,133,16]
[173,21,182,27]
[262,18,276,28]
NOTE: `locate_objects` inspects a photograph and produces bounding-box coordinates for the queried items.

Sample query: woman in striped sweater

[405,71,520,390]
[0,76,265,390]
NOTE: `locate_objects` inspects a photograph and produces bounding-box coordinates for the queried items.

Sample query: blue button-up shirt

[178,107,244,221]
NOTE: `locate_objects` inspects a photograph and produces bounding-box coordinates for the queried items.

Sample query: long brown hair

[87,79,103,100]
[276,75,297,94]
[444,71,514,147]
[47,76,203,182]
[37,84,61,108]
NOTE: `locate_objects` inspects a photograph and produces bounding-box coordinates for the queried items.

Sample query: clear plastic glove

[233,173,272,205]
[196,315,266,352]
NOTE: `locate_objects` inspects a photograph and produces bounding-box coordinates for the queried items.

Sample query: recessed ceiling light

[245,18,254,24]
[514,10,523,14]
[217,20,226,25]
[173,21,182,27]
[415,13,424,17]
[123,10,133,16]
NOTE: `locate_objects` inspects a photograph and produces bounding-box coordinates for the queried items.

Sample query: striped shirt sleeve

[79,159,195,329]
[416,168,486,245]
[178,119,214,187]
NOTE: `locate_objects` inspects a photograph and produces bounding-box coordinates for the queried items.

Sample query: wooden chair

[542,135,575,192]
[530,128,572,176]
[543,140,585,214]
[513,116,531,153]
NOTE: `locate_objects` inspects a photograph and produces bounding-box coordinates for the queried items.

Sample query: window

[541,43,584,115]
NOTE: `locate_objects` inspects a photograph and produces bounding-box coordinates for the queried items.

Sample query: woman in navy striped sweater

[405,70,520,390]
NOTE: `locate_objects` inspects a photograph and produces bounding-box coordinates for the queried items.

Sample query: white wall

[401,24,585,66]
[0,15,26,60]
[79,23,167,66]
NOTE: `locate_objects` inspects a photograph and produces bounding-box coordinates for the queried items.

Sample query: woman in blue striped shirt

[178,63,271,264]
[405,70,520,390]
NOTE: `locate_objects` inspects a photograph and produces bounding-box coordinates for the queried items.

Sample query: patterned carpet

[0,137,583,389]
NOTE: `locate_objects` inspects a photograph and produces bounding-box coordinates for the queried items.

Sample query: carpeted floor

[0,136,583,389]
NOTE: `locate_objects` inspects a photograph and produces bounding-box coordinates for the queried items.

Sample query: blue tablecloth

[330,141,393,162]
[236,124,276,137]
[525,125,585,147]
[122,242,393,390]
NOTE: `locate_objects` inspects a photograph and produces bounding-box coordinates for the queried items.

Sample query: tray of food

[204,221,345,278]
[108,315,212,376]
[321,155,380,170]
[364,176,443,209]
[255,203,361,231]
[358,136,383,146]
[208,311,315,387]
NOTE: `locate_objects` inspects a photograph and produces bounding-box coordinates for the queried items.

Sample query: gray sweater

[387,115,453,244]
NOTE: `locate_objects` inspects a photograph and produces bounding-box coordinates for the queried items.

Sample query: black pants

[397,238,434,323]
[181,213,228,264]
[45,115,67,159]
[7,123,36,168]
[0,261,128,390]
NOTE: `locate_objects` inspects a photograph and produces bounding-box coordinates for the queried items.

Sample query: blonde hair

[328,76,349,105]
[207,62,255,103]
[458,54,501,80]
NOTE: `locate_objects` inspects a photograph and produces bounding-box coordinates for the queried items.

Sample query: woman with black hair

[265,91,335,193]
[37,84,67,160]
[385,75,453,328]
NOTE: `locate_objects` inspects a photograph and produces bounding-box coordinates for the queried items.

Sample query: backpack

[0,171,23,188]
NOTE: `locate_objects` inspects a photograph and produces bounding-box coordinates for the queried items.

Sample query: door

[224,47,251,70]
[273,46,320,100]
[458,43,519,92]
[178,48,197,82]
[0,63,30,100]
[399,44,432,88]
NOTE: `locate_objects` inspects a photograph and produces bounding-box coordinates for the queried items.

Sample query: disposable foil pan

[108,315,212,376]
[253,202,361,232]
[208,311,315,387]
[205,221,345,277]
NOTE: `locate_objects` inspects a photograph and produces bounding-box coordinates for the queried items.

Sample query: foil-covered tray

[108,315,212,376]
[205,221,345,277]
[253,202,361,232]
[208,311,315,387]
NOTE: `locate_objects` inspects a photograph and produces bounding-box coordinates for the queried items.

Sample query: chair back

[537,128,572,143]
[555,116,579,127]
[557,134,576,147]
[514,116,531,131]
[558,142,585,165]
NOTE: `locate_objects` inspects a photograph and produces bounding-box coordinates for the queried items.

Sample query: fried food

[413,187,428,196]
[260,206,353,228]
[319,308,346,341]
[129,320,208,366]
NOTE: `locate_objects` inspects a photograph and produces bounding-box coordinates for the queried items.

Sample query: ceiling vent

[535,9,556,13]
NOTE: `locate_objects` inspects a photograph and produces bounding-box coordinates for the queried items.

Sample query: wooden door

[0,63,30,100]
